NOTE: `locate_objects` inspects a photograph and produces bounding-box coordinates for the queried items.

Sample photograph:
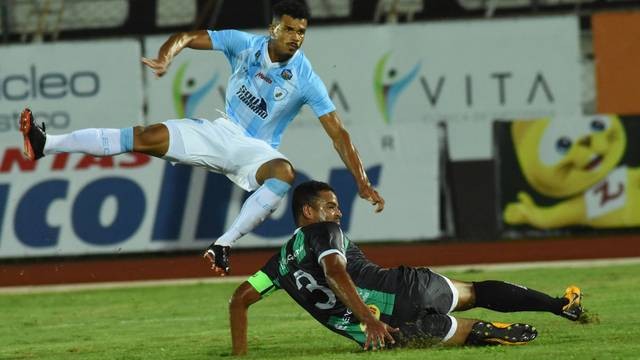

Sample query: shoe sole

[482,323,537,345]
[19,108,35,161]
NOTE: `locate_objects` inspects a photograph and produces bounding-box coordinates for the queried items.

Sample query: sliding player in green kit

[227,181,584,355]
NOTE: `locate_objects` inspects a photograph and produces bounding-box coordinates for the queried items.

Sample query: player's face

[309,190,342,224]
[269,15,307,61]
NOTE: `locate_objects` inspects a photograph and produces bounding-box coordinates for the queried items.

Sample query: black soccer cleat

[560,285,583,321]
[19,108,46,161]
[465,321,538,346]
[204,244,231,275]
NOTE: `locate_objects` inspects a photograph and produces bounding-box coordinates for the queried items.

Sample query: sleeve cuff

[208,30,221,51]
[317,249,346,265]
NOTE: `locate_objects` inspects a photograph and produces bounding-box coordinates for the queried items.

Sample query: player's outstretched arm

[318,111,385,213]
[141,30,212,77]
[229,281,262,356]
[321,254,398,350]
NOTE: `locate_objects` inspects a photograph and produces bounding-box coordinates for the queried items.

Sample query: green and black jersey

[248,221,449,345]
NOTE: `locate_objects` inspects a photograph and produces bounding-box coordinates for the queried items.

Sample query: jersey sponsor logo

[286,249,303,263]
[281,69,293,80]
[255,72,273,84]
[278,246,304,273]
[274,86,288,101]
[359,304,381,332]
[236,85,268,118]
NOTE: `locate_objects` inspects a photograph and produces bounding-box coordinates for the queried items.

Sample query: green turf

[2,262,640,359]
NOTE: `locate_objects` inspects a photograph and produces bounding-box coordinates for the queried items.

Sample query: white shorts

[162,117,288,191]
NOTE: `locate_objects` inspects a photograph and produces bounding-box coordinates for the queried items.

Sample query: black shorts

[391,267,456,345]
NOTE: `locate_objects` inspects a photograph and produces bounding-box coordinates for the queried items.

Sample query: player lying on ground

[228,180,584,355]
[18,0,383,276]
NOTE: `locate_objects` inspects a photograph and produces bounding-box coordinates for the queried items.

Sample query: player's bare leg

[450,280,475,311]
[205,159,295,276]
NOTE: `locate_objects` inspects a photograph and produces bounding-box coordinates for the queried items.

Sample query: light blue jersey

[208,29,335,149]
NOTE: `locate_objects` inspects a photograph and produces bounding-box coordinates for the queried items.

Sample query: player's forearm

[326,270,376,325]
[331,130,370,190]
[229,301,249,355]
[156,32,199,64]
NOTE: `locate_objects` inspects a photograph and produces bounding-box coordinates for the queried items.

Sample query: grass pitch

[2,261,640,360]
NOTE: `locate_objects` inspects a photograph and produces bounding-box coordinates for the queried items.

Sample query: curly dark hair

[272,0,311,21]
[292,180,335,225]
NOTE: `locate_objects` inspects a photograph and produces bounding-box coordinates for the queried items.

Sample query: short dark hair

[292,180,335,225]
[272,0,311,21]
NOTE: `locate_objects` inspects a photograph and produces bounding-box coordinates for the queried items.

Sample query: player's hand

[141,57,170,78]
[362,319,398,351]
[359,184,385,213]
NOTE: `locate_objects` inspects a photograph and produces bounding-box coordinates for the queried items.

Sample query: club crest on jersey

[274,86,288,101]
[281,69,293,80]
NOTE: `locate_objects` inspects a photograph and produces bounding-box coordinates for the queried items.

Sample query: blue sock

[120,127,134,152]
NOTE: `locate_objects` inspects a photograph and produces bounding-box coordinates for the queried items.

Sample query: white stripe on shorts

[433,271,459,314]
[443,315,458,342]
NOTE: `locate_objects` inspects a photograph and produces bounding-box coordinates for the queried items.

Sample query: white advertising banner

[0,40,144,131]
[0,40,146,258]
[144,16,581,160]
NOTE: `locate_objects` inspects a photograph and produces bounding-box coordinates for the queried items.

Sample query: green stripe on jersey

[247,271,278,298]
[278,245,289,276]
[292,231,307,263]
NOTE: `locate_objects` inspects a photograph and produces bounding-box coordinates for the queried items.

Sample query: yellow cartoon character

[503,114,640,229]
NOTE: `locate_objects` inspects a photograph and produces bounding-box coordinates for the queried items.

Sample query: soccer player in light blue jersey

[20,0,384,275]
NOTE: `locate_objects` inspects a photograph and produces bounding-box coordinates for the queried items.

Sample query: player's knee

[271,159,296,184]
[132,124,169,156]
[133,125,152,146]
[257,158,295,185]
